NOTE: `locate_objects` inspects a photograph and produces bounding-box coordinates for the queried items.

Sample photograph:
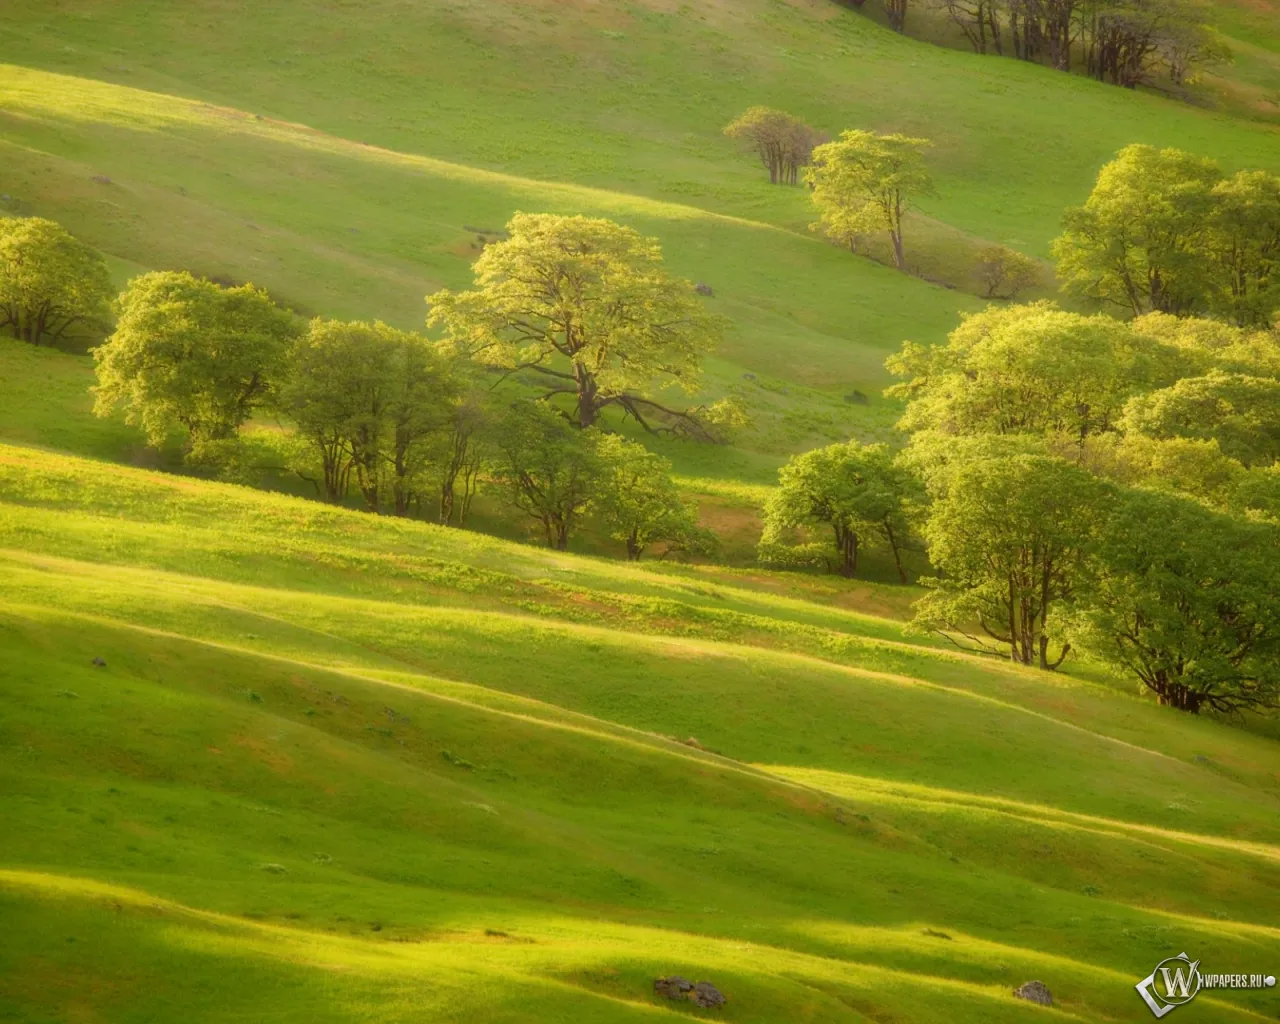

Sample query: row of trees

[895,0,1226,89]
[729,127,1275,331]
[88,214,734,558]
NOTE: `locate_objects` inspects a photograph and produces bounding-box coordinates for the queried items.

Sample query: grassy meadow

[2,444,1280,1022]
[2,0,1280,1020]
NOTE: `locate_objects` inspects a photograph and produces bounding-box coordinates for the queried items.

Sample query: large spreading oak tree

[427,213,726,438]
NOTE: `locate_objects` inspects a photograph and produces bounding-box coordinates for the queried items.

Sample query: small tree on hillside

[428,213,726,438]
[975,244,1043,299]
[93,271,300,456]
[495,401,603,550]
[913,454,1108,668]
[593,434,707,560]
[0,217,113,346]
[723,107,824,185]
[806,131,933,270]
[1067,487,1280,713]
[885,0,909,32]
[761,441,916,581]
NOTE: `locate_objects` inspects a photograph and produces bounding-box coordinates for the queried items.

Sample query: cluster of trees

[0,217,113,346]
[767,297,1280,715]
[723,107,827,185]
[89,214,729,559]
[891,301,1280,712]
[1055,145,1280,327]
[927,0,1226,88]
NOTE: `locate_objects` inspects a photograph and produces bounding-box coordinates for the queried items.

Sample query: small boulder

[90,175,112,185]
[691,981,727,1008]
[1013,981,1053,1006]
[654,976,693,1000]
[91,657,107,668]
[695,282,714,296]
[741,372,757,381]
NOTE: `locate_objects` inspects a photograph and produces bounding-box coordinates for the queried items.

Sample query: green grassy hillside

[2,444,1279,1022]
[2,0,1277,409]
[3,2,1280,1020]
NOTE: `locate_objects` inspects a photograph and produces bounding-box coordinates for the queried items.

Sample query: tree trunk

[626,529,641,561]
[835,525,859,578]
[574,363,599,428]
[883,520,907,583]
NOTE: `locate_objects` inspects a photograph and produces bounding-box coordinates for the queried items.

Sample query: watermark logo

[1135,952,1275,1018]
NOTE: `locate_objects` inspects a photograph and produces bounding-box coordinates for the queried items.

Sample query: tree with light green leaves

[1120,370,1280,469]
[913,454,1108,668]
[281,318,455,514]
[1207,170,1280,328]
[1053,144,1221,317]
[593,434,707,561]
[0,217,113,346]
[1066,486,1280,713]
[974,244,1042,299]
[886,302,1175,443]
[806,130,933,270]
[93,271,300,457]
[427,213,727,438]
[1130,312,1280,379]
[494,401,604,550]
[761,441,916,581]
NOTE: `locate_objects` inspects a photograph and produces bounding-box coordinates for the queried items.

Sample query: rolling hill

[2,0,1280,1021]
[2,444,1279,1022]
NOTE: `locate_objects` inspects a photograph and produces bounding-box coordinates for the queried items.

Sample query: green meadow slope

[1,0,1278,430]
[3,2,1280,1021]
[2,445,1279,1022]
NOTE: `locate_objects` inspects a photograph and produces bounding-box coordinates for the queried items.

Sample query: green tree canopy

[593,434,706,561]
[1066,487,1280,713]
[427,213,725,437]
[1131,312,1280,379]
[494,401,603,550]
[806,130,933,270]
[886,302,1173,442]
[281,318,455,514]
[761,441,916,580]
[0,216,113,346]
[913,454,1109,668]
[974,244,1042,299]
[93,271,299,454]
[1053,144,1221,316]
[1208,170,1280,328]
[1120,371,1280,468]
